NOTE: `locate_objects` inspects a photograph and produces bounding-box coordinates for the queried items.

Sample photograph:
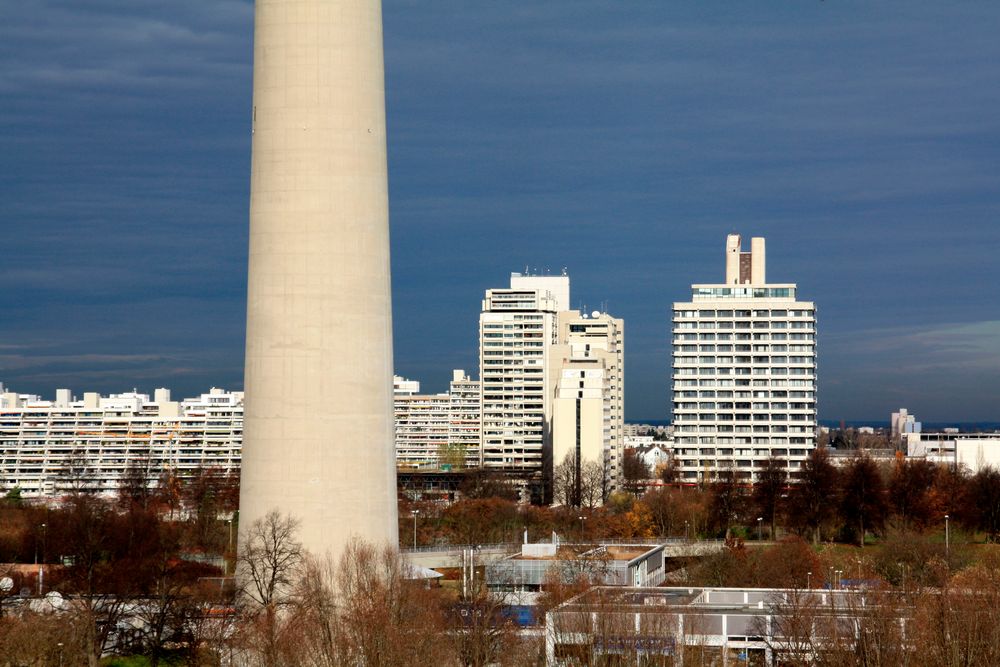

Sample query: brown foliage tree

[753,456,787,539]
[839,454,888,547]
[786,446,840,544]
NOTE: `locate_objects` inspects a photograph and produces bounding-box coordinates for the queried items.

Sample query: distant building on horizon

[671,234,817,482]
[891,408,921,437]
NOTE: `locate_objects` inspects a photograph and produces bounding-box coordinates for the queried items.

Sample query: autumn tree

[888,457,938,530]
[621,449,650,496]
[287,539,456,666]
[707,467,745,539]
[840,453,888,547]
[752,456,787,539]
[786,446,840,544]
[964,466,1000,541]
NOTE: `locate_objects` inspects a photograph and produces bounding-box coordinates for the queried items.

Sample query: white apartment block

[671,235,817,482]
[0,387,242,499]
[552,311,625,497]
[393,369,481,470]
[479,274,566,478]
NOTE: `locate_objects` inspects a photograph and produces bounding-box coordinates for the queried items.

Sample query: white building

[905,431,1000,472]
[479,274,566,484]
[891,408,921,437]
[448,370,482,466]
[0,387,242,498]
[551,310,625,498]
[393,375,421,396]
[671,235,817,482]
[393,369,481,470]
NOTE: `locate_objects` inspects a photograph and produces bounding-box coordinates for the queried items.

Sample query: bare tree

[236,510,303,667]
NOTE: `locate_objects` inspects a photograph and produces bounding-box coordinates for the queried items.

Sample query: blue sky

[2,1,999,421]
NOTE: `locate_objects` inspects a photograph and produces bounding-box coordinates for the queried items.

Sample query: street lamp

[578,515,586,536]
[412,509,420,549]
[835,569,843,590]
[944,514,950,560]
[807,571,812,590]
[225,518,234,576]
[685,520,690,541]
[757,517,763,542]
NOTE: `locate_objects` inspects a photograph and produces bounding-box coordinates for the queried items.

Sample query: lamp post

[578,515,586,537]
[224,518,234,576]
[807,571,812,590]
[412,509,420,549]
[829,566,834,590]
[944,514,950,560]
[685,520,690,542]
[757,517,763,542]
[835,569,843,590]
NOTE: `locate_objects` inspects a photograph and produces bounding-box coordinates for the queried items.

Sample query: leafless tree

[235,509,303,667]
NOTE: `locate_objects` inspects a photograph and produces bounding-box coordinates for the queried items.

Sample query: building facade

[671,235,817,482]
[0,387,242,498]
[552,311,625,498]
[393,369,481,470]
[479,274,567,483]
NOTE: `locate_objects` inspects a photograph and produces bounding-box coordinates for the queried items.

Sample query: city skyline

[3,3,1000,421]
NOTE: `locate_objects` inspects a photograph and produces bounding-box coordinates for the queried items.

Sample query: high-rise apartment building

[552,311,625,499]
[479,274,567,489]
[671,235,817,481]
[0,387,242,498]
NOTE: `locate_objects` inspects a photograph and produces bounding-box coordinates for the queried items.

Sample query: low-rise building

[905,431,1000,472]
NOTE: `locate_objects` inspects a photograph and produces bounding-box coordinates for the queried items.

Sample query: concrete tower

[240,0,398,557]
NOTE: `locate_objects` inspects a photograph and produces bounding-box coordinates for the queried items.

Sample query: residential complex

[671,235,817,481]
[393,370,481,470]
[0,387,242,498]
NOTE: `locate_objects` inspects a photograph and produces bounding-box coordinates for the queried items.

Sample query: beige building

[672,235,817,482]
[551,311,625,501]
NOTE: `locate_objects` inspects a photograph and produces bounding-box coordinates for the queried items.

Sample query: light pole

[58,642,64,667]
[835,569,843,590]
[225,518,233,576]
[807,571,812,590]
[412,509,420,549]
[944,514,950,560]
[685,520,690,541]
[829,566,834,590]
[757,517,763,542]
[578,515,586,537]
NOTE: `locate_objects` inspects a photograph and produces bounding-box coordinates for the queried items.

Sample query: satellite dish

[591,310,601,319]
[0,577,12,593]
